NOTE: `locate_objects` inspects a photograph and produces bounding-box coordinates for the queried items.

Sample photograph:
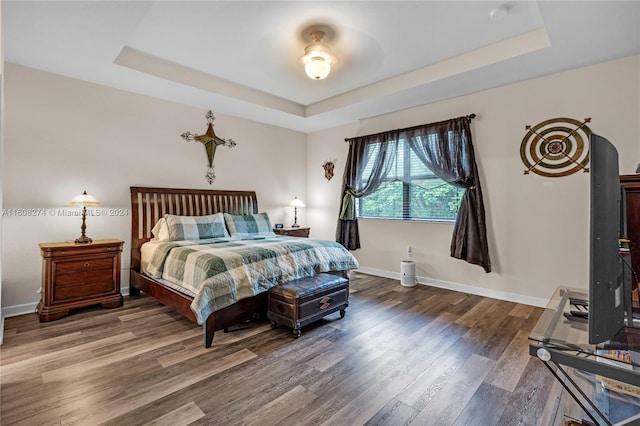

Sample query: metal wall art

[520,117,592,177]
[181,110,237,184]
[322,158,336,181]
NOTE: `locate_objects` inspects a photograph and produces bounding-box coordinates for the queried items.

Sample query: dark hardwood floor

[1,272,568,425]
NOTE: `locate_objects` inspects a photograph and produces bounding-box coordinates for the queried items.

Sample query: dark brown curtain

[336,115,491,273]
[336,133,400,250]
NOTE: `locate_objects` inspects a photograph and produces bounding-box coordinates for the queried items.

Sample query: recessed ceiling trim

[114,46,305,117]
[5,1,638,134]
[114,28,550,123]
[305,27,551,117]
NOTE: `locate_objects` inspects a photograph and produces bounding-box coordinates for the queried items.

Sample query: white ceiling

[3,1,639,133]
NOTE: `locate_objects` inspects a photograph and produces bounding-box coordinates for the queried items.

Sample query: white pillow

[151,218,170,241]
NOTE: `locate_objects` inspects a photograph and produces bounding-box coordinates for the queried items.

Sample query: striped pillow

[164,213,230,241]
[223,212,275,237]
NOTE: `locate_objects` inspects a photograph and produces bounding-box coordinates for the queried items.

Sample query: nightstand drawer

[55,257,114,274]
[55,267,114,287]
[54,279,114,301]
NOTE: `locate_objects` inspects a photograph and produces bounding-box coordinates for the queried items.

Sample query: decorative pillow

[164,213,230,241]
[223,212,275,237]
[151,218,170,241]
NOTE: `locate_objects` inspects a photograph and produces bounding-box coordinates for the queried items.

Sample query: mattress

[140,236,359,323]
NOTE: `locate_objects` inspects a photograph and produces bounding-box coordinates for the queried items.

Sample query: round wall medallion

[520,117,592,177]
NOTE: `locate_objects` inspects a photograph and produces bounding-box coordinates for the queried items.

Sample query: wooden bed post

[204,318,216,348]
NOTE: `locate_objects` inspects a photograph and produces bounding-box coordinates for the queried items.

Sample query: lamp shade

[66,190,102,207]
[289,197,305,208]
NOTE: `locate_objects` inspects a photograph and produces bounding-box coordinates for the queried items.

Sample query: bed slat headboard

[130,186,258,272]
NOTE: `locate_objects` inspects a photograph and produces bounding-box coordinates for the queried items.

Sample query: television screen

[588,133,625,344]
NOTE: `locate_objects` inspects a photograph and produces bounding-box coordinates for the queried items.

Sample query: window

[357,139,465,221]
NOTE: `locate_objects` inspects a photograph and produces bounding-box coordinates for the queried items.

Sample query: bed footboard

[130,269,269,347]
[204,292,268,347]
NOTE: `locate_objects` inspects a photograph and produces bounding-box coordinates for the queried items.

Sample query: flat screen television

[588,133,626,344]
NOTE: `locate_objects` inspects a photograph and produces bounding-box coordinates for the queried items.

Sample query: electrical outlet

[407,245,413,257]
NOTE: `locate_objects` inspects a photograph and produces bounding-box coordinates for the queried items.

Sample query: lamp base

[75,235,93,244]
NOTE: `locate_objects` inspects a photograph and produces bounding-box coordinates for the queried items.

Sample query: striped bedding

[145,236,359,324]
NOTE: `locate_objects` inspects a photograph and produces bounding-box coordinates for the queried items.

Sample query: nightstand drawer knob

[83,262,90,268]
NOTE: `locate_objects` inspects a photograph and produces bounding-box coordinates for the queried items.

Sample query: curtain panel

[336,133,400,249]
[336,115,491,273]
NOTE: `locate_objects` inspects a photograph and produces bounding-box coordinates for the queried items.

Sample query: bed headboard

[130,186,258,272]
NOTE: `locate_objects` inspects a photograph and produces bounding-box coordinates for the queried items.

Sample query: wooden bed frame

[129,186,267,348]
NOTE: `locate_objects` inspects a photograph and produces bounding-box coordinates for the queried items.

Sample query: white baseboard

[2,286,132,318]
[3,301,38,318]
[2,269,550,319]
[354,266,549,308]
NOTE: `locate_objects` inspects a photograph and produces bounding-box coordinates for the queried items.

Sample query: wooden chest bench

[267,273,349,338]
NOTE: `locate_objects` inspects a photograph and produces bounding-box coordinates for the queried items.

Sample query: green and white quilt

[146,236,359,324]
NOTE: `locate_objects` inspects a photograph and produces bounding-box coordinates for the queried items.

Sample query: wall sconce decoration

[322,158,336,181]
[66,190,102,244]
[288,197,305,228]
[520,117,591,177]
[181,110,237,184]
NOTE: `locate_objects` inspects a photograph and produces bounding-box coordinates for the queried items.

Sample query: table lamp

[289,197,305,228]
[66,190,102,244]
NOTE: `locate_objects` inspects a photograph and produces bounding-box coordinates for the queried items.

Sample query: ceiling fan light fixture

[304,57,331,80]
[302,30,336,80]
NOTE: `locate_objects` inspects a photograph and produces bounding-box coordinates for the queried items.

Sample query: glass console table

[529,287,640,425]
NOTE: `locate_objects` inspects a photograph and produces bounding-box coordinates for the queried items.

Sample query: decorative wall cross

[181,110,237,184]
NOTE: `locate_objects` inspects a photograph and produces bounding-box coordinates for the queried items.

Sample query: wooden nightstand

[273,227,310,238]
[37,239,124,322]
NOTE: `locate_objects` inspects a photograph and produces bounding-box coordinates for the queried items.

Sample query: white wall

[2,55,639,314]
[305,123,360,240]
[307,55,640,306]
[1,63,306,313]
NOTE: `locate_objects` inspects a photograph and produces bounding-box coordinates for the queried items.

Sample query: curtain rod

[344,113,477,142]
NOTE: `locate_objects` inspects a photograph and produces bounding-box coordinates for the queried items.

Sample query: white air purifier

[401,260,416,287]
